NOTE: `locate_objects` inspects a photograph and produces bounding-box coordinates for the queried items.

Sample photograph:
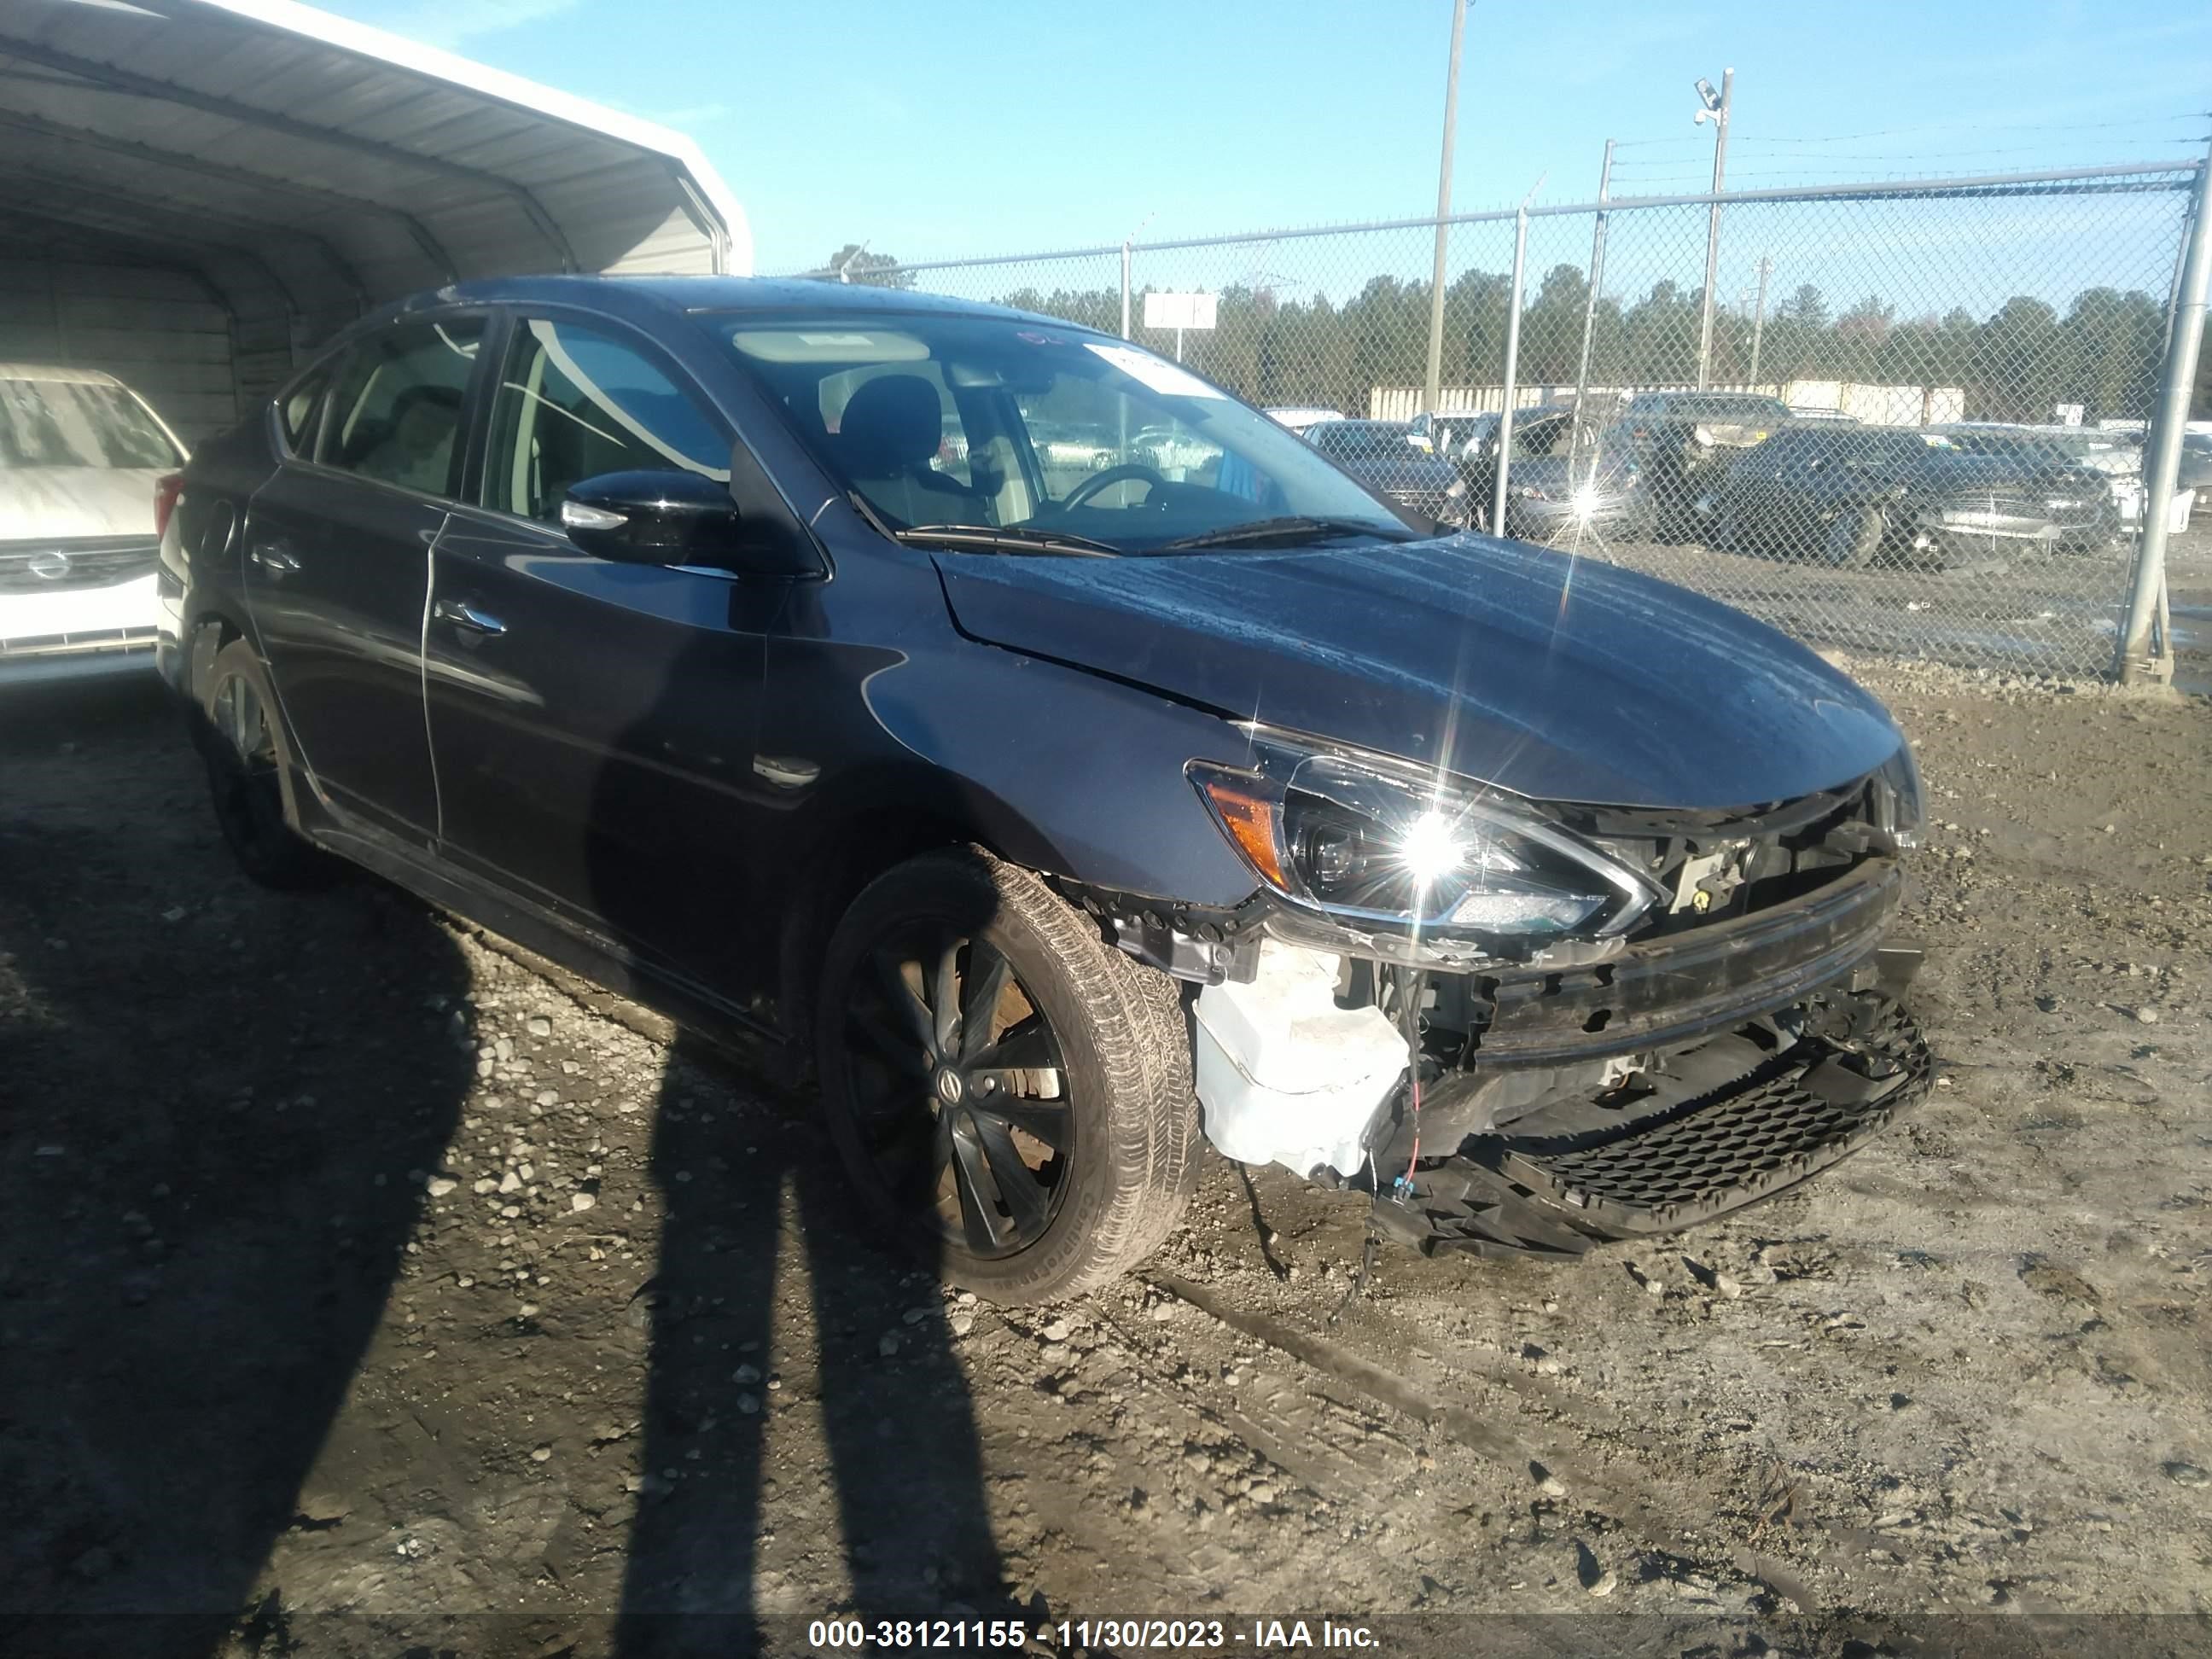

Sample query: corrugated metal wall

[0,257,238,447]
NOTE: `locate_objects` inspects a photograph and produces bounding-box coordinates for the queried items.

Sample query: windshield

[723,314,1421,553]
[0,379,181,470]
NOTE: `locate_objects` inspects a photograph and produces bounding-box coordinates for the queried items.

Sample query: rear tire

[816,847,1198,1303]
[195,638,338,891]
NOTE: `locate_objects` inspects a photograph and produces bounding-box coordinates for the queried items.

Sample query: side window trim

[271,352,342,463]
[475,306,734,528]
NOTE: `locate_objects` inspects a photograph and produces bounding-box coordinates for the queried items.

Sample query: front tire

[195,637,337,890]
[1822,506,1885,569]
[816,848,1198,1303]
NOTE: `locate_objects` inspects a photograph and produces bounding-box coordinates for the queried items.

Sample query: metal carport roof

[0,0,749,422]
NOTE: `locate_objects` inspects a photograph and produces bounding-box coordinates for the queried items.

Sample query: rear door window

[319,318,485,498]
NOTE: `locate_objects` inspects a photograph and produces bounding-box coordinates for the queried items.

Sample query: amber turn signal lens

[1196,774,1287,891]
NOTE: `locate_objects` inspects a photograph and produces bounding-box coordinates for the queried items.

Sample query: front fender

[761,630,1263,911]
[864,645,1264,906]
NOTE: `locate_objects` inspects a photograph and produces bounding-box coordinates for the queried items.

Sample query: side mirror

[560,469,742,566]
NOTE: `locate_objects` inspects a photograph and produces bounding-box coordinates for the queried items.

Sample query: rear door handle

[251,542,300,573]
[433,598,506,636]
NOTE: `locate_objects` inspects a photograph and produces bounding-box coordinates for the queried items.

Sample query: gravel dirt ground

[3,662,2209,1659]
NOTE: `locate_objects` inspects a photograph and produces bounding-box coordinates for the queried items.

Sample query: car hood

[934,534,1907,811]
[0,467,165,542]
[1912,457,2098,495]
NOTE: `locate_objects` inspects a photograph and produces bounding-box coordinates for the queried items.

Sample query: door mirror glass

[561,470,742,565]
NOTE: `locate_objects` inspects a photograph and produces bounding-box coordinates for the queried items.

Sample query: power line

[1721,112,2208,147]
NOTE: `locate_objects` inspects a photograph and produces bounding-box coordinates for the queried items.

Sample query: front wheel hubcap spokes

[865,932,1071,1254]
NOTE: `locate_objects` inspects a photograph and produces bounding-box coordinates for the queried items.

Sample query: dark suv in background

[160,277,1930,1301]
[1302,417,1471,526]
[1612,390,1792,537]
[1706,424,2121,567]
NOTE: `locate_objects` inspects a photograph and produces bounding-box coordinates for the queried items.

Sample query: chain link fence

[787,160,2205,678]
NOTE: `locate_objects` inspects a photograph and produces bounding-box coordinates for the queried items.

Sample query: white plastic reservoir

[1192,940,1410,1181]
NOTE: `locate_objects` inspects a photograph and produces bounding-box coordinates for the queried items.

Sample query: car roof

[1639,391,1783,407]
[374,273,1083,331]
[300,275,1120,375]
[0,362,125,386]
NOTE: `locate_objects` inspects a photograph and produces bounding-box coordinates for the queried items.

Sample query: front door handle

[433,598,507,636]
[251,542,300,573]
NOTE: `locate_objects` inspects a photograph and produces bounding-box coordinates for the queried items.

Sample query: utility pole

[1748,254,1772,386]
[1569,139,1615,476]
[1693,67,1733,389]
[1421,0,1470,416]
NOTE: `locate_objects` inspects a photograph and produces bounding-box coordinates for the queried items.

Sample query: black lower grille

[1373,994,1930,1257]
[0,539,159,593]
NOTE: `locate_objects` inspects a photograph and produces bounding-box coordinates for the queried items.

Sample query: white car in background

[1263,405,1345,436]
[1,364,184,686]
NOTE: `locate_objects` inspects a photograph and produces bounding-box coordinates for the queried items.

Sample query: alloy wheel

[841,928,1073,1257]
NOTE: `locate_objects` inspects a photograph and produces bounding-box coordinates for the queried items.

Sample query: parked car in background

[1787,407,1860,424]
[1263,406,1345,436]
[161,276,1929,1301]
[2179,432,2212,492]
[1129,422,1222,480]
[1304,417,1471,526]
[1451,408,1653,545]
[1404,408,1490,460]
[1613,391,1792,536]
[2,364,186,685]
[1705,423,2121,567]
[1025,419,1117,475]
[1932,422,2186,538]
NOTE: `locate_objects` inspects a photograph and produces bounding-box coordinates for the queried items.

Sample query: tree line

[814,249,2167,426]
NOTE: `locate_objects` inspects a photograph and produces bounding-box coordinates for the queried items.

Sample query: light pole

[1421,0,1470,416]
[1748,254,1772,385]
[1693,68,1732,389]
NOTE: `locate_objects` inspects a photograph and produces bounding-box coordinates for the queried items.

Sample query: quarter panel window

[319,319,483,496]
[481,317,730,523]
[279,368,329,455]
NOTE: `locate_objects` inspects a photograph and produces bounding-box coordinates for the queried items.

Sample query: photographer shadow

[0,678,471,1659]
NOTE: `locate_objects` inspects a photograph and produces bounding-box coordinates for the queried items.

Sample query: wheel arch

[771,774,1078,1055]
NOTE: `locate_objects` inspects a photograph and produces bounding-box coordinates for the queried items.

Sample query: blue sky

[319,0,2212,276]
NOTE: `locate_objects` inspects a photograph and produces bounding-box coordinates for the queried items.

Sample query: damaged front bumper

[1369,986,1930,1257]
[1175,857,1931,1256]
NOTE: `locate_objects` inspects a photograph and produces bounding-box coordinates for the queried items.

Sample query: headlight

[1445,477,1468,498]
[1874,744,1923,849]
[1188,731,1661,944]
[1515,484,1548,500]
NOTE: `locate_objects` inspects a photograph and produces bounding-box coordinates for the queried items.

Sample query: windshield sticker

[1083,342,1225,400]
[797,333,883,346]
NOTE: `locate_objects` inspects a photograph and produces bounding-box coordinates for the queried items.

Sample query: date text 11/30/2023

[806,1619,1381,1650]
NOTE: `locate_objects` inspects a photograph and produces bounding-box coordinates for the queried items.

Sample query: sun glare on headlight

[1398,810,1464,887]
[1190,733,1662,947]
